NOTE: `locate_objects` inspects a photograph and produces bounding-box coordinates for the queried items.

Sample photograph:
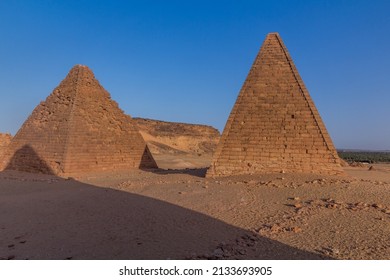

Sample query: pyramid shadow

[139,146,159,170]
[0,173,331,260]
[4,145,55,175]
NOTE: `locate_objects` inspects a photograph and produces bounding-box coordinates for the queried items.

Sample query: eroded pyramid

[0,65,157,175]
[207,33,343,177]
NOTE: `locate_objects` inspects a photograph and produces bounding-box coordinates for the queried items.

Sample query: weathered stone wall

[207,33,343,177]
[0,133,12,160]
[1,65,157,175]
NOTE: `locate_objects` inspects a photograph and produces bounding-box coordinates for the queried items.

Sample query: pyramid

[0,65,157,176]
[207,33,343,177]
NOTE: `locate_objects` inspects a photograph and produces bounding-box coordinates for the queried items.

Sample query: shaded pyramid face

[207,33,343,177]
[0,65,157,175]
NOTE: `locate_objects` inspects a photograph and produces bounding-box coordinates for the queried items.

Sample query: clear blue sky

[0,0,389,150]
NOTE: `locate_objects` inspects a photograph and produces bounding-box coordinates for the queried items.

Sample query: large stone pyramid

[0,65,157,176]
[207,33,343,177]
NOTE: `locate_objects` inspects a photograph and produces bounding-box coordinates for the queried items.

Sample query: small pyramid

[0,65,157,175]
[0,133,12,159]
[207,33,343,177]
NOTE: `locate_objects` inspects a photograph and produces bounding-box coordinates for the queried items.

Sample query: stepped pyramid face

[207,33,343,177]
[0,65,157,175]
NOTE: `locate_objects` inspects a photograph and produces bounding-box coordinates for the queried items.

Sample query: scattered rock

[323,247,340,255]
[290,226,302,233]
[270,224,281,233]
[293,203,303,209]
[237,249,246,255]
[372,203,383,209]
[326,203,337,209]
[212,248,224,258]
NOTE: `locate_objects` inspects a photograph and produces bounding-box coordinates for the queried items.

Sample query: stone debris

[212,248,224,258]
[293,197,389,215]
[190,233,259,260]
[291,226,302,233]
[293,203,303,209]
[372,203,384,209]
[258,223,303,235]
[255,195,390,241]
[320,247,340,256]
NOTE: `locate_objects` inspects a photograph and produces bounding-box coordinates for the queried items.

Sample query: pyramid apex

[65,65,95,81]
[70,64,93,72]
[73,64,89,68]
[265,32,281,39]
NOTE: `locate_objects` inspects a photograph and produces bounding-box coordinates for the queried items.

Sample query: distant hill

[133,118,220,157]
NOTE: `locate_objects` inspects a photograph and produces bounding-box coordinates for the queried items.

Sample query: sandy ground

[152,154,213,170]
[0,161,389,260]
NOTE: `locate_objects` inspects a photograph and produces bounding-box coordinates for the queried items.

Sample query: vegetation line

[338,151,390,163]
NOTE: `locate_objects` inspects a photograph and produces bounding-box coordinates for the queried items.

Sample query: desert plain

[0,122,389,260]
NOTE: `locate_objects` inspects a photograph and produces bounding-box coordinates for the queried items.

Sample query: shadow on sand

[150,167,208,178]
[0,172,330,260]
[0,147,330,260]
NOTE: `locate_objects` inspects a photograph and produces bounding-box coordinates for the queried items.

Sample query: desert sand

[1,160,389,260]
